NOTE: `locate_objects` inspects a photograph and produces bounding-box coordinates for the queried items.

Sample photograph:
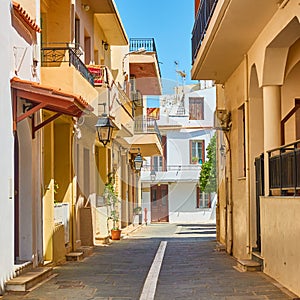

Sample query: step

[215,242,226,252]
[95,235,110,245]
[252,251,264,271]
[65,252,83,261]
[236,259,262,272]
[6,267,53,292]
[76,246,93,258]
[13,261,33,277]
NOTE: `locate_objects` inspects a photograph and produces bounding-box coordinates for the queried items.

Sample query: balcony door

[151,184,169,222]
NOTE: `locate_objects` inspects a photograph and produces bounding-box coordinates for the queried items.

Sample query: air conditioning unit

[214,109,231,131]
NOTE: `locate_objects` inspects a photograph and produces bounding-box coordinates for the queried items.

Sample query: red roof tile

[12,1,41,33]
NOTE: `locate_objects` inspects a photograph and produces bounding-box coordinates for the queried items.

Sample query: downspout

[224,131,232,254]
[244,54,251,255]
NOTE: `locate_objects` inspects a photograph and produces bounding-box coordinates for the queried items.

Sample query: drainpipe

[244,54,251,255]
[224,131,233,255]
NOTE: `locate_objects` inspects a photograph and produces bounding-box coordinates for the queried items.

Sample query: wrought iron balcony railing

[41,43,94,86]
[192,0,218,63]
[268,140,300,195]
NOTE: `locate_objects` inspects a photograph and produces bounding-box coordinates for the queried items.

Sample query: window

[196,186,211,208]
[189,97,204,120]
[190,140,204,164]
[238,104,246,177]
[130,76,136,92]
[151,136,167,171]
[75,18,80,48]
[152,156,163,171]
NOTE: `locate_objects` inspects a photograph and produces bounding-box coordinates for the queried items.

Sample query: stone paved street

[1,223,297,300]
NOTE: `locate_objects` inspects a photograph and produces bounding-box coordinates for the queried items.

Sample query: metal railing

[142,164,202,172]
[130,38,157,52]
[134,117,162,143]
[41,44,94,86]
[192,0,218,63]
[268,140,300,195]
[129,38,161,78]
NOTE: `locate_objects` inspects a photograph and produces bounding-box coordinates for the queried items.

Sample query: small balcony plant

[103,172,121,240]
[192,156,199,164]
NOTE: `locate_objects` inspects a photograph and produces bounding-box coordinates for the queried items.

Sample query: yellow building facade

[192,0,300,296]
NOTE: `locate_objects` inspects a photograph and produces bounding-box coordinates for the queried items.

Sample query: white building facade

[0,1,15,293]
[141,83,216,224]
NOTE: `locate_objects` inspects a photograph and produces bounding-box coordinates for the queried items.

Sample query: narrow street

[1,223,296,300]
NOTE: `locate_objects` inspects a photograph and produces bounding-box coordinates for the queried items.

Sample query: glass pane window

[190,140,204,164]
[197,186,211,208]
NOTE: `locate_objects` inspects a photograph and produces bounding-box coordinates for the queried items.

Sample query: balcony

[134,117,162,143]
[129,38,162,95]
[141,164,202,183]
[41,44,98,104]
[192,0,218,63]
[41,44,94,86]
[191,1,280,82]
[121,117,163,157]
[268,140,300,196]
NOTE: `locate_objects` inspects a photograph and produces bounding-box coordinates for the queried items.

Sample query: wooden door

[151,184,169,222]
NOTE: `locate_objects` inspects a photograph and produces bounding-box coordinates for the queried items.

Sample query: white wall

[0,0,14,294]
[168,182,215,223]
[141,85,217,225]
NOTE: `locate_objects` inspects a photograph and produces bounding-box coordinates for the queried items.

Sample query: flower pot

[111,229,122,240]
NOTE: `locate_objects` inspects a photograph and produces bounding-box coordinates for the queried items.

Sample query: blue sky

[114,0,197,93]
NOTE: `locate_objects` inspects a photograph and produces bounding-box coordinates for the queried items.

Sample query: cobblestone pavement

[1,223,298,300]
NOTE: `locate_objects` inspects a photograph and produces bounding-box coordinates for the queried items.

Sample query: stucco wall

[168,182,215,223]
[261,196,300,296]
[223,61,249,259]
[0,0,14,294]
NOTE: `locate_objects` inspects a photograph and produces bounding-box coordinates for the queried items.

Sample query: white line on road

[139,241,167,300]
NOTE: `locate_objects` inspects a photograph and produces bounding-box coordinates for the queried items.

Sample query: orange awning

[11,77,93,137]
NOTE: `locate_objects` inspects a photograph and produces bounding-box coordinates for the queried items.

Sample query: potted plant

[192,156,199,164]
[104,173,121,240]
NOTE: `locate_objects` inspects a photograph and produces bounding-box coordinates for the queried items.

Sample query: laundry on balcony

[87,65,105,86]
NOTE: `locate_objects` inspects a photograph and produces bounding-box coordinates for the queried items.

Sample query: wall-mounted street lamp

[150,169,156,182]
[220,144,226,157]
[102,40,109,51]
[134,152,143,171]
[95,103,114,147]
[130,147,143,171]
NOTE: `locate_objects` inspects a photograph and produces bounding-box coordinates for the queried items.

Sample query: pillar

[263,85,281,195]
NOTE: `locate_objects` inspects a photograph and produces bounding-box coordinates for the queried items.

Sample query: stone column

[263,85,281,195]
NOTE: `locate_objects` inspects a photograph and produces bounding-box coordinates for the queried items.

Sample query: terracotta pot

[111,229,122,240]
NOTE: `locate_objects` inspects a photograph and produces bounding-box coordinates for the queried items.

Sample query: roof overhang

[11,77,93,136]
[91,0,128,45]
[130,54,162,95]
[124,133,163,157]
[191,0,279,83]
[11,77,93,118]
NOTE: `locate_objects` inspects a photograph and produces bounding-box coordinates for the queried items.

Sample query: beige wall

[261,196,300,296]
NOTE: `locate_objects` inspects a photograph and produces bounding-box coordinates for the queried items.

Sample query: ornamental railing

[41,43,94,86]
[192,0,218,63]
[268,140,300,195]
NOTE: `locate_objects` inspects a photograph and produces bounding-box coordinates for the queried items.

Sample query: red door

[151,184,169,222]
